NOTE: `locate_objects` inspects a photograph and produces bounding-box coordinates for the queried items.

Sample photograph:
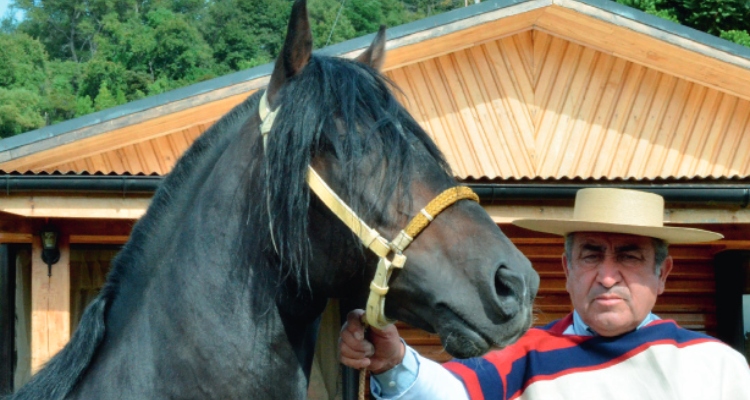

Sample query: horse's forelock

[258,54,451,291]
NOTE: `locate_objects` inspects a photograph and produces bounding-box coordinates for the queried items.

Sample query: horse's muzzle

[494,265,537,319]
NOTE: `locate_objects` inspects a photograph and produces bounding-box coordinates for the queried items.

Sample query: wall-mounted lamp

[40,227,60,277]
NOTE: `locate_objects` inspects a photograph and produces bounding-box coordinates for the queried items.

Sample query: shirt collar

[564,310,661,336]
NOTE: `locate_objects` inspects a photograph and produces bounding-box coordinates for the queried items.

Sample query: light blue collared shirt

[564,310,660,336]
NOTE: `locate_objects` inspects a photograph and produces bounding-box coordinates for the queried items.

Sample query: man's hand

[339,309,405,374]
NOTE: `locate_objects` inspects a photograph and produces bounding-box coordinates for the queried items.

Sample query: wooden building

[2,0,750,396]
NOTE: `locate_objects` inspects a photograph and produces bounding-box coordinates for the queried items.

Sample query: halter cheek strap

[258,90,480,328]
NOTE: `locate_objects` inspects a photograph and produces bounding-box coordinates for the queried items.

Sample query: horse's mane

[250,54,451,291]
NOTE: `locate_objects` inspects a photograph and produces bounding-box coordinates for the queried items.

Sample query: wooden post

[30,234,70,374]
[0,245,15,394]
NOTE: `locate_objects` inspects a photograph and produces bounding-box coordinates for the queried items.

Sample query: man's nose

[597,256,622,288]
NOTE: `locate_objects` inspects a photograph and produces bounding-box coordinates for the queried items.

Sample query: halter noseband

[259,91,479,328]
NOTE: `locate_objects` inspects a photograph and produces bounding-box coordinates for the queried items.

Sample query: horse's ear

[267,0,313,105]
[355,25,386,71]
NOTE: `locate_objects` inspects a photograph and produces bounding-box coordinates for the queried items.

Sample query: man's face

[563,232,673,337]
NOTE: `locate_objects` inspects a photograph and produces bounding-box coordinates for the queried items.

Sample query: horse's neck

[71,265,320,398]
[73,176,325,396]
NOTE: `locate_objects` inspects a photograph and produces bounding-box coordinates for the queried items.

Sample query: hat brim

[512,219,723,244]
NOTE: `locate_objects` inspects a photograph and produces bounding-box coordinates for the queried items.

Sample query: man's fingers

[340,355,371,370]
[340,331,375,356]
[344,310,366,337]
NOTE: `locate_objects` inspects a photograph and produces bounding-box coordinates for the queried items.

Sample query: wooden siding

[385,30,750,181]
[3,1,750,179]
[52,124,208,174]
[6,30,750,179]
[404,225,720,363]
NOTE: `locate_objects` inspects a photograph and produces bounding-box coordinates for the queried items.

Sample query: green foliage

[146,8,215,81]
[75,96,95,117]
[0,88,46,138]
[203,0,292,71]
[615,0,750,48]
[0,32,48,90]
[721,29,750,48]
[667,0,750,35]
[94,82,119,111]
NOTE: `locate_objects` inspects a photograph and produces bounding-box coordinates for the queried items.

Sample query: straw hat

[512,188,723,244]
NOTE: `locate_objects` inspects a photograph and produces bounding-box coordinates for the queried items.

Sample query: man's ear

[562,253,572,294]
[657,255,674,295]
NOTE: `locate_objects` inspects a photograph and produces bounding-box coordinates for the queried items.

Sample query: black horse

[11,1,539,398]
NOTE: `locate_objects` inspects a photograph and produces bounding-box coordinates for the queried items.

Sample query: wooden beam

[0,233,32,243]
[69,235,129,245]
[30,234,70,374]
[0,216,135,238]
[0,195,151,219]
[377,7,546,71]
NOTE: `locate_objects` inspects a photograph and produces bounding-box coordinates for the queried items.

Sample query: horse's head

[261,0,539,358]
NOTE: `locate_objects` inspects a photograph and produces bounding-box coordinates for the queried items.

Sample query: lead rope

[257,90,479,400]
[359,363,367,400]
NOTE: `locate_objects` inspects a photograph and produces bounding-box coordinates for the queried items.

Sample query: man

[339,188,750,399]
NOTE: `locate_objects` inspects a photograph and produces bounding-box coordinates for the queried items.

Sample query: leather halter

[258,91,479,328]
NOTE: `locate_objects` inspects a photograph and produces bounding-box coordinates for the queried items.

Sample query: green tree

[0,88,46,137]
[203,0,291,72]
[614,0,750,47]
[147,8,215,82]
[308,0,357,48]
[668,0,750,35]
[0,32,48,90]
[46,60,83,123]
[94,81,118,110]
[13,0,134,63]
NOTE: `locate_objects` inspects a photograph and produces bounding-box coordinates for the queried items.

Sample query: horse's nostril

[494,268,514,299]
[494,266,524,316]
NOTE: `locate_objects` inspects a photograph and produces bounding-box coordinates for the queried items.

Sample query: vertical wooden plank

[576,55,624,178]
[694,94,737,177]
[30,235,70,375]
[726,104,750,176]
[0,245,14,394]
[105,149,127,175]
[627,73,677,178]
[646,79,691,178]
[552,46,598,177]
[533,36,571,161]
[136,141,163,175]
[486,38,537,175]
[154,135,177,173]
[682,89,721,176]
[610,67,660,177]
[591,63,645,177]
[660,83,705,175]
[120,145,143,175]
